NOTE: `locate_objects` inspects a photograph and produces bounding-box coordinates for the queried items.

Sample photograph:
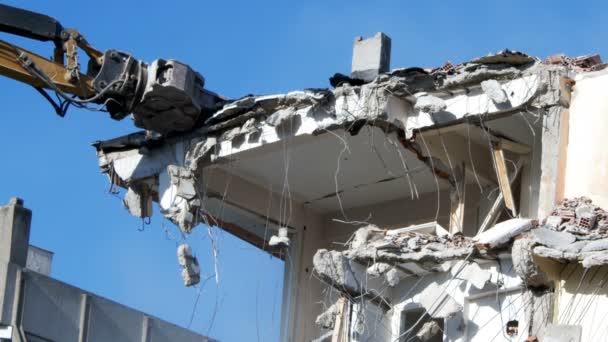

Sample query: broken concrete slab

[582,252,608,268]
[531,228,576,249]
[472,50,536,66]
[475,218,534,248]
[580,238,608,252]
[533,246,582,261]
[313,249,360,292]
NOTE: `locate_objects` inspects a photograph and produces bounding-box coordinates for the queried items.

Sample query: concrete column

[351,32,391,82]
[0,198,32,327]
[537,106,568,218]
[0,198,32,267]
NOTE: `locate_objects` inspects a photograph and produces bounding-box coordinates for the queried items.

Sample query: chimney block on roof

[351,32,391,82]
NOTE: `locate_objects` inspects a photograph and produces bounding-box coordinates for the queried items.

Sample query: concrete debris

[266,108,295,127]
[544,215,563,230]
[177,244,200,286]
[450,260,491,290]
[315,303,339,329]
[481,79,509,104]
[582,252,608,268]
[268,227,290,248]
[416,321,441,341]
[471,50,536,66]
[122,186,152,218]
[313,249,360,292]
[532,246,582,261]
[185,136,217,171]
[210,96,256,122]
[556,240,589,254]
[419,282,462,318]
[527,198,608,267]
[545,53,605,72]
[414,94,447,113]
[475,218,535,248]
[313,249,391,310]
[366,262,392,277]
[351,225,383,249]
[385,267,401,287]
[344,227,474,267]
[580,239,608,253]
[159,165,200,233]
[512,237,551,288]
[266,108,301,136]
[546,197,608,234]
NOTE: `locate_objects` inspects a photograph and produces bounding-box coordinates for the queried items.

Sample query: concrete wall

[564,70,608,209]
[25,245,52,276]
[323,183,493,245]
[554,264,608,341]
[388,257,523,342]
[17,270,214,342]
[319,257,527,342]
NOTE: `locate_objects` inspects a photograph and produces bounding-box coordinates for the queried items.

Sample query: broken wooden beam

[491,142,517,216]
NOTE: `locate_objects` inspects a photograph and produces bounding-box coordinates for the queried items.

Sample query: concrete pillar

[351,32,391,82]
[0,198,31,327]
[0,198,31,267]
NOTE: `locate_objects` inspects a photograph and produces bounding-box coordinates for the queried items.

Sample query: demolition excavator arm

[0,4,224,134]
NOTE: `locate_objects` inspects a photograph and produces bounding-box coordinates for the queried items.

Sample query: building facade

[93,34,608,341]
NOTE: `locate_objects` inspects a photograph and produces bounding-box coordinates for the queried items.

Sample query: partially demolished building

[94,33,608,341]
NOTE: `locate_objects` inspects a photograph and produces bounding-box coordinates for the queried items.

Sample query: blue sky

[0,1,606,341]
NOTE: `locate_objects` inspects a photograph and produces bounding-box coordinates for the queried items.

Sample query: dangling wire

[13,46,120,117]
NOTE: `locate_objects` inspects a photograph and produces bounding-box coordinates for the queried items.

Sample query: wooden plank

[449,163,466,234]
[331,297,348,342]
[477,157,524,235]
[491,142,517,216]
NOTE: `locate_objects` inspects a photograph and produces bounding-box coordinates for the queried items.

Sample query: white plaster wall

[555,264,608,341]
[286,211,333,342]
[385,257,523,342]
[464,289,525,342]
[564,70,608,209]
[322,184,488,244]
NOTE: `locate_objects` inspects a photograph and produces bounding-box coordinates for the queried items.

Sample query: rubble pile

[545,54,606,72]
[343,224,475,266]
[531,198,608,268]
[543,197,608,235]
